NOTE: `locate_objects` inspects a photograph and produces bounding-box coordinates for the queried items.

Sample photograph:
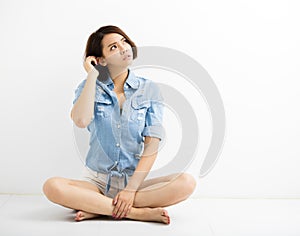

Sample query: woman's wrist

[124,183,139,193]
[124,188,137,196]
[87,68,99,81]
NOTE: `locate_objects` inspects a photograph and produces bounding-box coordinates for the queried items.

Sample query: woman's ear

[98,57,107,66]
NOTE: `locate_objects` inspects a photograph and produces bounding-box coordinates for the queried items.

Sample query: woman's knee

[178,173,196,196]
[43,177,66,202]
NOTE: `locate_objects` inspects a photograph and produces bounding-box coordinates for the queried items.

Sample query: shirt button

[117,124,121,129]
[116,143,120,147]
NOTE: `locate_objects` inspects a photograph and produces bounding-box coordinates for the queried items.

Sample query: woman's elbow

[70,111,92,128]
[71,115,90,128]
[74,117,93,128]
[74,119,89,128]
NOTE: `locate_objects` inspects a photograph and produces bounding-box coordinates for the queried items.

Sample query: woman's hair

[84,25,137,60]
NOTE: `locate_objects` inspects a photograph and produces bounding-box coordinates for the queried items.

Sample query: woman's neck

[108,67,129,93]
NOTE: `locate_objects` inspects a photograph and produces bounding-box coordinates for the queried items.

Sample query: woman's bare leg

[133,173,196,208]
[71,172,195,221]
[43,177,169,224]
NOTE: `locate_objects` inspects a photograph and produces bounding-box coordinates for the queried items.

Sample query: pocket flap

[95,92,112,104]
[131,96,151,109]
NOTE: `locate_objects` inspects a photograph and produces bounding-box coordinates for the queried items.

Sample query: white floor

[0,194,300,236]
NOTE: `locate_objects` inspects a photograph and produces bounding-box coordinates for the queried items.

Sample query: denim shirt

[73,69,164,194]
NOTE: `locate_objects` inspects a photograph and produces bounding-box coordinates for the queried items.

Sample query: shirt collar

[96,68,139,89]
[125,69,139,89]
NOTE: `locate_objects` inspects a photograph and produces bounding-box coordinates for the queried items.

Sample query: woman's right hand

[83,56,98,74]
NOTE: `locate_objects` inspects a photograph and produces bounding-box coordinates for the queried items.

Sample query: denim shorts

[80,166,129,199]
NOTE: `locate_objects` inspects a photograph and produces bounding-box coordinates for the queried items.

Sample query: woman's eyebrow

[107,37,125,48]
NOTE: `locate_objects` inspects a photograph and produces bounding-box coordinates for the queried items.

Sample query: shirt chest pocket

[95,98,112,118]
[130,96,151,123]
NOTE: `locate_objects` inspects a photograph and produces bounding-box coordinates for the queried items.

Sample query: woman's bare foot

[75,211,100,221]
[130,207,170,224]
[75,208,170,224]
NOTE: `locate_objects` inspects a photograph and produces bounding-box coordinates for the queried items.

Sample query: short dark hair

[84,25,137,60]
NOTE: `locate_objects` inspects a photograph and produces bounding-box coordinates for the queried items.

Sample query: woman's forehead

[102,33,124,46]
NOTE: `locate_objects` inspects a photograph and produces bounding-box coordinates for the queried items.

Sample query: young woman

[43,25,196,225]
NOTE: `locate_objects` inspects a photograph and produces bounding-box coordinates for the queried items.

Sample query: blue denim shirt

[73,69,164,194]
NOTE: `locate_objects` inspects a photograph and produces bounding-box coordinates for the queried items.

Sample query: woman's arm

[71,57,99,128]
[126,136,160,191]
[112,136,160,219]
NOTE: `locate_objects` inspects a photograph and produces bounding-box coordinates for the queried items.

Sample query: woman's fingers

[126,205,132,217]
[83,56,98,73]
[112,191,135,219]
[118,203,131,219]
[114,201,125,219]
[122,204,132,218]
[112,194,123,218]
[113,194,119,205]
[113,200,130,219]
[89,57,97,65]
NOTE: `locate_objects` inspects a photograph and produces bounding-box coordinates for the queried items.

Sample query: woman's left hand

[112,189,136,219]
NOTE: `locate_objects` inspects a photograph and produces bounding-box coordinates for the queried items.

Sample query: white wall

[0,0,299,197]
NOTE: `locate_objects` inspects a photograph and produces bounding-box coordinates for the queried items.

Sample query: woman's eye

[110,45,117,51]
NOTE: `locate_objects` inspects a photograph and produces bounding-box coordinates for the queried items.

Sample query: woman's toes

[162,209,169,217]
[75,211,84,221]
[160,209,170,224]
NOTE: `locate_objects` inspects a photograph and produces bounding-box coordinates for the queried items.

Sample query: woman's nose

[119,43,127,55]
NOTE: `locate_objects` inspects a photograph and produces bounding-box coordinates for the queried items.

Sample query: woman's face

[100,33,133,67]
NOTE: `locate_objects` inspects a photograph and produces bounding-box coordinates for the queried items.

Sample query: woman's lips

[123,54,132,60]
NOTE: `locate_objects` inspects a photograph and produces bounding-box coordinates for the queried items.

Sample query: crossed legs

[43,173,196,224]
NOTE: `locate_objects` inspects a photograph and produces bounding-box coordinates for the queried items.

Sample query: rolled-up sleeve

[142,83,165,141]
[72,80,86,104]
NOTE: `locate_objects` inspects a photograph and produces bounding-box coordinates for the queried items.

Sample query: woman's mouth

[123,54,132,60]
